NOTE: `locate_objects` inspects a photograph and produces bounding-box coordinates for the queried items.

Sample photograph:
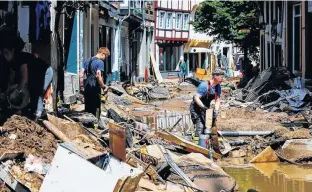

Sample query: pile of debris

[0,115,58,191]
[1,115,57,162]
[225,67,312,112]
[3,70,312,191]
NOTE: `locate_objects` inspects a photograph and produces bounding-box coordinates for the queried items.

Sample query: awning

[184,39,212,53]
[188,47,211,53]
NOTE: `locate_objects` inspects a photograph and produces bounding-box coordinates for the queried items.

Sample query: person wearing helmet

[190,69,224,137]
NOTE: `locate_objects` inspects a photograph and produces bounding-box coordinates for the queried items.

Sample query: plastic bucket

[199,134,210,148]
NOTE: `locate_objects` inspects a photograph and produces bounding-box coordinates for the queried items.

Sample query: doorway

[292,3,301,72]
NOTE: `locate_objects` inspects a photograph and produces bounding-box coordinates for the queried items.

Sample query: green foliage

[192,0,261,56]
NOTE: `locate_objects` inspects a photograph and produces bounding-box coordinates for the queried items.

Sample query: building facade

[120,0,155,81]
[154,0,195,78]
[260,1,312,79]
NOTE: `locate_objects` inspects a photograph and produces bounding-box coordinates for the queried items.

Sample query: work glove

[201,106,209,111]
[213,109,219,118]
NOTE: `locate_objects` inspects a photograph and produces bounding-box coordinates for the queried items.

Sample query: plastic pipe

[218,131,274,136]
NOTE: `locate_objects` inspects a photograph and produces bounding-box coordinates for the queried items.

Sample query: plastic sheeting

[278,89,311,111]
[234,67,294,102]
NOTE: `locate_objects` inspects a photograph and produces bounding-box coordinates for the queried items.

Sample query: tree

[192,0,261,74]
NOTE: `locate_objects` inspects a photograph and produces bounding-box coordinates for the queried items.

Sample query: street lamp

[259,15,268,34]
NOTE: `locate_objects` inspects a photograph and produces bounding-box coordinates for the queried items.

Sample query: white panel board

[40,145,142,192]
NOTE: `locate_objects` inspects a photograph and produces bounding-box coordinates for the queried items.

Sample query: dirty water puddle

[224,163,312,192]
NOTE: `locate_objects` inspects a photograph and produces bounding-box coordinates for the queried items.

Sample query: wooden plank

[205,109,213,129]
[43,120,71,142]
[150,52,163,83]
[113,173,143,192]
[250,146,279,163]
[156,131,221,159]
[138,179,160,192]
[109,122,126,162]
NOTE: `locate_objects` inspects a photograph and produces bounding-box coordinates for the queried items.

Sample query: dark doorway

[275,44,282,67]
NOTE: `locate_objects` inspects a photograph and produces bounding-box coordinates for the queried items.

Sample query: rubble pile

[225,67,312,112]
[0,115,58,191]
[235,66,294,101]
[1,74,312,191]
[1,115,57,162]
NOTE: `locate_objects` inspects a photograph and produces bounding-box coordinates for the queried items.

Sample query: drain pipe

[114,0,131,82]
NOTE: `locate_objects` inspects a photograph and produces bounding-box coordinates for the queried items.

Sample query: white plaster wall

[172,0,178,9]
[167,31,172,37]
[182,0,189,11]
[156,44,160,70]
[18,4,29,43]
[159,30,165,37]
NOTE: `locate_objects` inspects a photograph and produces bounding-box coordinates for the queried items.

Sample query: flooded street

[224,163,312,192]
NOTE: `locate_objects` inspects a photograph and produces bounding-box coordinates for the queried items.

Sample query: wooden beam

[43,120,71,142]
[156,131,221,159]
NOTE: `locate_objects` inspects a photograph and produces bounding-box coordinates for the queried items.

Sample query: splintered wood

[109,122,126,162]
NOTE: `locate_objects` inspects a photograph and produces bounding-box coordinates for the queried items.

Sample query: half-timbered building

[154,0,195,78]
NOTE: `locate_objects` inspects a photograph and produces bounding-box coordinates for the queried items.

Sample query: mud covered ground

[218,108,289,131]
